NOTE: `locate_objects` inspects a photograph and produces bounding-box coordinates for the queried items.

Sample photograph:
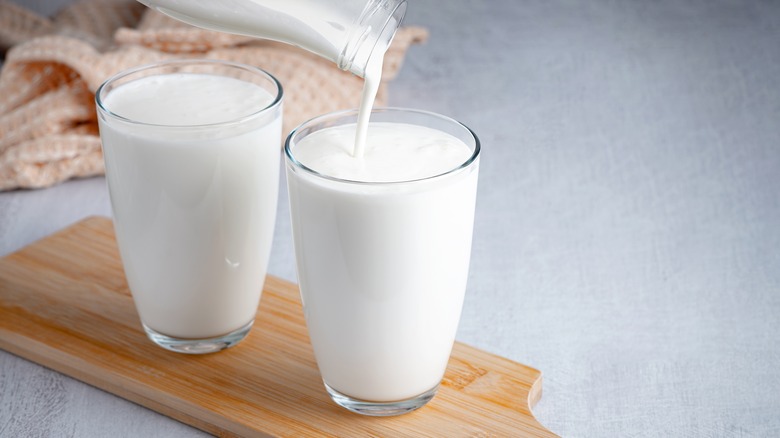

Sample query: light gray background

[2,1,780,437]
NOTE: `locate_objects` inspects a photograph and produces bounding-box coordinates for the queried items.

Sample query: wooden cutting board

[0,217,556,437]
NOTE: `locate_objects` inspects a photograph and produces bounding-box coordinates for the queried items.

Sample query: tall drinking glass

[96,59,283,354]
[285,108,480,415]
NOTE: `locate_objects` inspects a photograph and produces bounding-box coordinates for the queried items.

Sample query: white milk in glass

[99,72,281,340]
[287,120,479,402]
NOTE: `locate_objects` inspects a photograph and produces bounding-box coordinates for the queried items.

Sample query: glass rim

[95,58,283,130]
[284,107,480,186]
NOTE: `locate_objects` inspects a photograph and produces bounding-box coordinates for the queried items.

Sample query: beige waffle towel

[0,0,428,191]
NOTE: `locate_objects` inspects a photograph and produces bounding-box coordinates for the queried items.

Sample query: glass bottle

[135,0,407,77]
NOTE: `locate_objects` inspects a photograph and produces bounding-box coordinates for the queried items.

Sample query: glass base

[324,382,439,416]
[143,320,253,354]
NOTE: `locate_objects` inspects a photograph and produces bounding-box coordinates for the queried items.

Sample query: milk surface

[294,122,472,182]
[287,123,478,401]
[99,73,281,339]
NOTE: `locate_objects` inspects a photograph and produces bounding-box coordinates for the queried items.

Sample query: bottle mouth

[339,0,407,77]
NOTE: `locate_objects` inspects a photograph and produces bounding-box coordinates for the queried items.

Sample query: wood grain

[0,217,556,437]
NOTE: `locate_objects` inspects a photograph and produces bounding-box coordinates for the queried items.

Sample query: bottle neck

[338,0,407,77]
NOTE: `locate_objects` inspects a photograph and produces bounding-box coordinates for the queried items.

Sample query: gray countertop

[2,1,780,437]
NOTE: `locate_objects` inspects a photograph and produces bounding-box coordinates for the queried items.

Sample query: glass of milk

[285,108,480,415]
[96,59,283,354]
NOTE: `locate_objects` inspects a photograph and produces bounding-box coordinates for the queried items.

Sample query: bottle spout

[339,0,407,77]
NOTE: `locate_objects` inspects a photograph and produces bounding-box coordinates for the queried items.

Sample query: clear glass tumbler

[96,59,283,354]
[285,108,480,415]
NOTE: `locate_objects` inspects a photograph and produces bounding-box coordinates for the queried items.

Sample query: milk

[286,121,479,402]
[138,0,345,60]
[98,72,282,339]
